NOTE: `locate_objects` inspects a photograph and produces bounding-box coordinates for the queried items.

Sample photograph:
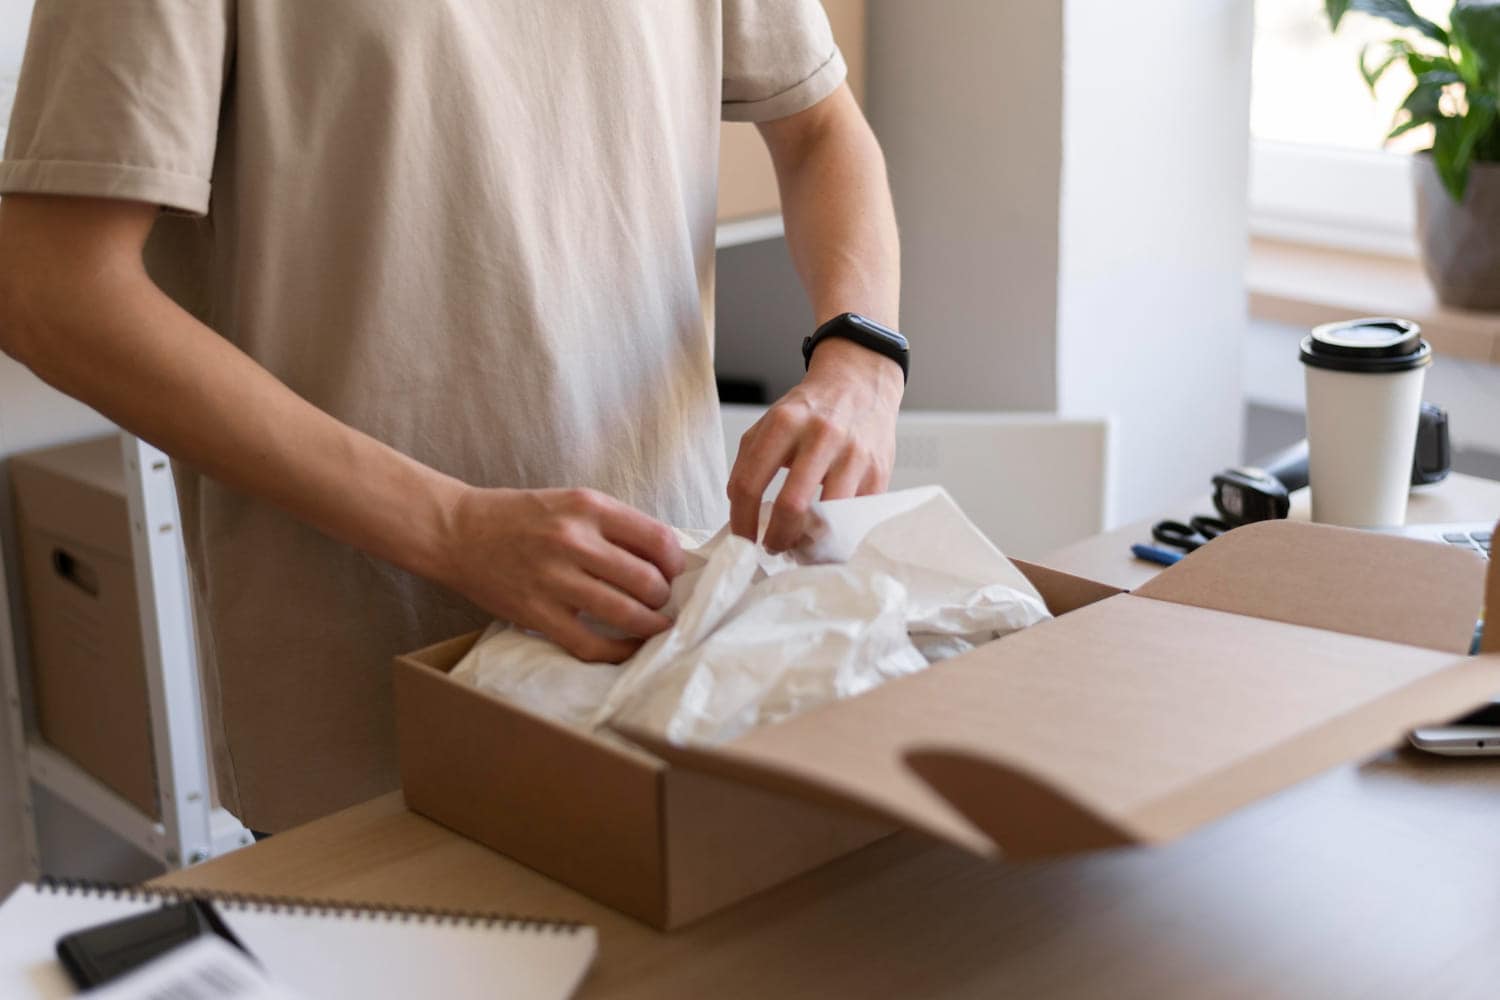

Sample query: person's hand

[439,486,686,662]
[728,337,903,552]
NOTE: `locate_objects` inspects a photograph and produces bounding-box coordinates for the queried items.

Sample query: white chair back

[721,405,1110,560]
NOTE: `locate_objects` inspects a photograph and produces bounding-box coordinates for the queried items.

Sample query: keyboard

[1376,521,1492,559]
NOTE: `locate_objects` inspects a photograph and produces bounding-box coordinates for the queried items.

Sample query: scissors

[1151,514,1231,553]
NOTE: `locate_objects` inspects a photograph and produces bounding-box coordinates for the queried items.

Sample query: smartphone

[1409,698,1500,756]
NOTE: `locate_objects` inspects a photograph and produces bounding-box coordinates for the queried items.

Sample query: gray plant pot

[1414,153,1500,311]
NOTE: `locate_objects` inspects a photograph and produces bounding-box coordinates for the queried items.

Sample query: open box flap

[1010,559,1125,616]
[1134,519,1491,654]
[616,589,1494,858]
[907,652,1500,855]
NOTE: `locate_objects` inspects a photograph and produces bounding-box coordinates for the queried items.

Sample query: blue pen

[1131,543,1183,567]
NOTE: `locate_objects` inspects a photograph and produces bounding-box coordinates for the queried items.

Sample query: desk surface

[157,474,1500,999]
[1046,471,1500,591]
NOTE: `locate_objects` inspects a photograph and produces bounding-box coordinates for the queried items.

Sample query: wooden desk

[157,475,1500,999]
[1046,471,1500,591]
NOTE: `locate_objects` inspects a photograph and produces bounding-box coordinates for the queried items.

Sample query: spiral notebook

[0,879,597,999]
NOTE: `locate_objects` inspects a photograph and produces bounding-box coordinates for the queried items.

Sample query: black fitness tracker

[802,312,909,382]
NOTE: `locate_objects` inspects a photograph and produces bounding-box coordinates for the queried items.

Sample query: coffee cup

[1299,318,1431,527]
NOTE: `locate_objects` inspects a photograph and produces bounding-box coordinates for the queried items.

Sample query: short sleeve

[721,0,847,123]
[0,0,233,216]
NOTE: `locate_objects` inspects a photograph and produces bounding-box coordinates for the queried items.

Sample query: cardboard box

[10,435,159,819]
[395,519,1500,928]
[395,633,891,929]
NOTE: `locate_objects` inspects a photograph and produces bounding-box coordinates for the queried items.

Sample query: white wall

[841,0,1251,524]
[864,0,1064,412]
[716,0,1067,412]
[1055,0,1253,523]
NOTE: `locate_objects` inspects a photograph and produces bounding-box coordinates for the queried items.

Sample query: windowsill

[1248,236,1500,365]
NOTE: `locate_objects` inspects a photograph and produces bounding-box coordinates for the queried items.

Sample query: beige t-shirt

[1,0,845,831]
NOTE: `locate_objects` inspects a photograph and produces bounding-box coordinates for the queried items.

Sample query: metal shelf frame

[2,434,251,878]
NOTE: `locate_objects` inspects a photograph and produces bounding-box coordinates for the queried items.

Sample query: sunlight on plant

[1328,0,1500,200]
[1253,0,1451,155]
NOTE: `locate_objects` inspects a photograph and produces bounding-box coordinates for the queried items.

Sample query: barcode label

[87,937,305,1000]
[140,961,259,1000]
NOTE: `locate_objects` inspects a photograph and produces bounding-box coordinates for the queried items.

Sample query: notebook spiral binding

[35,876,586,935]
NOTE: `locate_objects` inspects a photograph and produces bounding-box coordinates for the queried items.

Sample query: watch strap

[801,312,909,382]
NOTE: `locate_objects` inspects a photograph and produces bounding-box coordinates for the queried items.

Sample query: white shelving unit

[1,435,252,878]
[714,214,785,250]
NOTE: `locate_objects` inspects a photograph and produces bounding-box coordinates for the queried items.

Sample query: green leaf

[1403,70,1461,117]
[1478,109,1500,158]
[1452,1,1500,81]
[1452,29,1485,87]
[1406,50,1460,77]
[1432,95,1498,199]
[1413,68,1464,88]
[1332,0,1449,43]
[1361,41,1405,92]
[1390,70,1460,144]
[1432,119,1466,198]
[1462,91,1500,146]
[1387,115,1437,140]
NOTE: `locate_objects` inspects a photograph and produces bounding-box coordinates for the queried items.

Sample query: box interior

[616,519,1500,860]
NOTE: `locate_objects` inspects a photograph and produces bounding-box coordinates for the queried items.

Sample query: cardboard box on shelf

[394,519,1500,930]
[10,435,159,819]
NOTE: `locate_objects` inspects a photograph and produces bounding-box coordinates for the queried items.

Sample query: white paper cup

[1300,318,1431,528]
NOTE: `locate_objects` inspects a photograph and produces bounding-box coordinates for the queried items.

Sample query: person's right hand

[438,486,686,663]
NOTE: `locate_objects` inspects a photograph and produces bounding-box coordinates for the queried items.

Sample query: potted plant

[1328,0,1500,309]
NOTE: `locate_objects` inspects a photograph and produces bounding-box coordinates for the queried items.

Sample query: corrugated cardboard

[396,518,1500,928]
[10,435,159,819]
[394,634,891,929]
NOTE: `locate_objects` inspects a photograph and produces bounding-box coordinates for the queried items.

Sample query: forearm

[728,90,904,544]
[764,87,901,330]
[1,207,462,583]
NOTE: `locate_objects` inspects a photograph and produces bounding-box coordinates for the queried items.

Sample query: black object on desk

[56,897,253,989]
[1152,515,1231,553]
[1211,440,1307,526]
[1411,402,1451,486]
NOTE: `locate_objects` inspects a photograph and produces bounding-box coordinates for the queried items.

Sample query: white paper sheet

[451,486,1051,745]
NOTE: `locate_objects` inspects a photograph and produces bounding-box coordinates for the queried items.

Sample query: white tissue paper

[449,486,1052,746]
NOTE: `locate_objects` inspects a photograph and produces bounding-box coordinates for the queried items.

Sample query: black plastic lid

[1299,317,1431,373]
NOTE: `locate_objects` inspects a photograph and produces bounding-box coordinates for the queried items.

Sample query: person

[0,1,902,834]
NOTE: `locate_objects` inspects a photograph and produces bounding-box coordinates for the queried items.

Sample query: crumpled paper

[449,486,1051,746]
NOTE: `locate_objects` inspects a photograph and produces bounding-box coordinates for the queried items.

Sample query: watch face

[847,313,909,350]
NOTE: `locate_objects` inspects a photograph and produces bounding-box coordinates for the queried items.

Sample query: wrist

[803,311,907,399]
[805,336,905,408]
[413,472,484,588]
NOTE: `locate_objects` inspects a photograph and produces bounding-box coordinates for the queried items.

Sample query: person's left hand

[727,337,903,552]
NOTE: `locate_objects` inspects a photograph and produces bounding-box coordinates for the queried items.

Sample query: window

[1250,0,1452,256]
